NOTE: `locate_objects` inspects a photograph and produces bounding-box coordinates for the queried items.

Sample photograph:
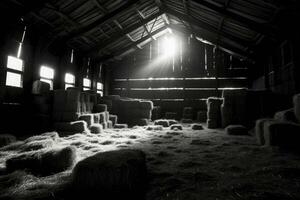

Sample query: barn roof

[1,0,299,62]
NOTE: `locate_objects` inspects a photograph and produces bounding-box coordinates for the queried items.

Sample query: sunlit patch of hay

[101,140,114,145]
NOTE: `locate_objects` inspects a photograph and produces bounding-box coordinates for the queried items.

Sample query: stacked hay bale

[152,106,161,120]
[116,99,153,126]
[182,107,193,119]
[31,80,52,131]
[221,89,247,128]
[206,97,223,128]
[99,95,121,115]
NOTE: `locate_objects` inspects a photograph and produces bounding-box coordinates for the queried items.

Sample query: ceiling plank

[163,7,252,48]
[62,0,139,41]
[191,0,277,37]
[86,10,163,54]
[96,26,168,62]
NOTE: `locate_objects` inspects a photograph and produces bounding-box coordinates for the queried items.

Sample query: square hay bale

[191,124,204,130]
[93,113,100,124]
[103,95,121,101]
[222,89,247,106]
[263,121,300,148]
[105,111,110,122]
[293,94,300,123]
[71,149,147,199]
[140,101,154,110]
[138,109,152,119]
[151,106,161,120]
[54,121,88,133]
[79,114,94,127]
[94,104,107,112]
[109,115,118,126]
[168,119,178,126]
[99,112,106,123]
[197,111,207,122]
[165,112,177,120]
[101,122,108,129]
[0,134,16,147]
[114,124,128,129]
[225,125,248,136]
[136,118,150,126]
[107,120,113,128]
[90,124,103,134]
[32,80,50,95]
[274,108,297,122]
[170,124,183,130]
[6,146,76,176]
[255,119,274,145]
[221,105,235,128]
[154,119,169,127]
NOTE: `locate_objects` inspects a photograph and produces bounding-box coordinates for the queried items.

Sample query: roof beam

[191,0,276,37]
[62,0,138,41]
[86,10,163,54]
[136,9,156,41]
[163,7,252,48]
[169,24,251,60]
[96,26,168,62]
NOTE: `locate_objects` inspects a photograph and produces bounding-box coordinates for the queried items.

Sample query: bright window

[6,72,22,87]
[5,56,23,88]
[97,82,103,96]
[83,78,91,91]
[40,66,54,90]
[65,73,75,89]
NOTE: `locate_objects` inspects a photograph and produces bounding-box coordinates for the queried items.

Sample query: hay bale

[0,134,16,147]
[41,132,59,141]
[93,113,100,124]
[293,94,300,123]
[0,141,24,151]
[152,106,161,120]
[191,124,204,130]
[53,90,66,112]
[136,118,150,126]
[32,80,50,95]
[94,104,107,112]
[140,101,154,110]
[255,118,273,145]
[181,118,193,123]
[114,124,128,129]
[21,138,54,152]
[145,125,163,131]
[105,111,110,122]
[109,115,118,126]
[90,124,103,134]
[225,125,248,135]
[107,120,113,128]
[263,121,300,148]
[99,112,106,123]
[79,114,94,127]
[168,119,178,126]
[165,112,177,119]
[154,119,169,127]
[54,121,88,133]
[6,146,76,176]
[102,122,108,129]
[274,108,297,122]
[170,124,183,130]
[71,149,147,199]
[197,111,207,122]
[138,109,152,119]
[103,95,121,101]
[207,119,218,129]
[221,105,235,128]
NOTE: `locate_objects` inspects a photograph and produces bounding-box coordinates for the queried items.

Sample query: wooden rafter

[86,10,163,54]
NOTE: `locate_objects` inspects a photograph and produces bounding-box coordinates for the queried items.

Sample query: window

[5,56,24,88]
[40,66,54,89]
[83,78,91,91]
[97,82,103,96]
[65,73,75,89]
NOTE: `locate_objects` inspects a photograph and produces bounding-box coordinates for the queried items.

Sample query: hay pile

[206,97,223,128]
[72,149,147,199]
[221,89,247,127]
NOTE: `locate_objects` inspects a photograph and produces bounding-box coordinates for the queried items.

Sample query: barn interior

[1,0,300,199]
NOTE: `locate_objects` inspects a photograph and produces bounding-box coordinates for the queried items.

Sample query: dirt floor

[1,123,300,200]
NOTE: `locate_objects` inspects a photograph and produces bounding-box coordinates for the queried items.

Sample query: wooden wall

[108,35,249,116]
